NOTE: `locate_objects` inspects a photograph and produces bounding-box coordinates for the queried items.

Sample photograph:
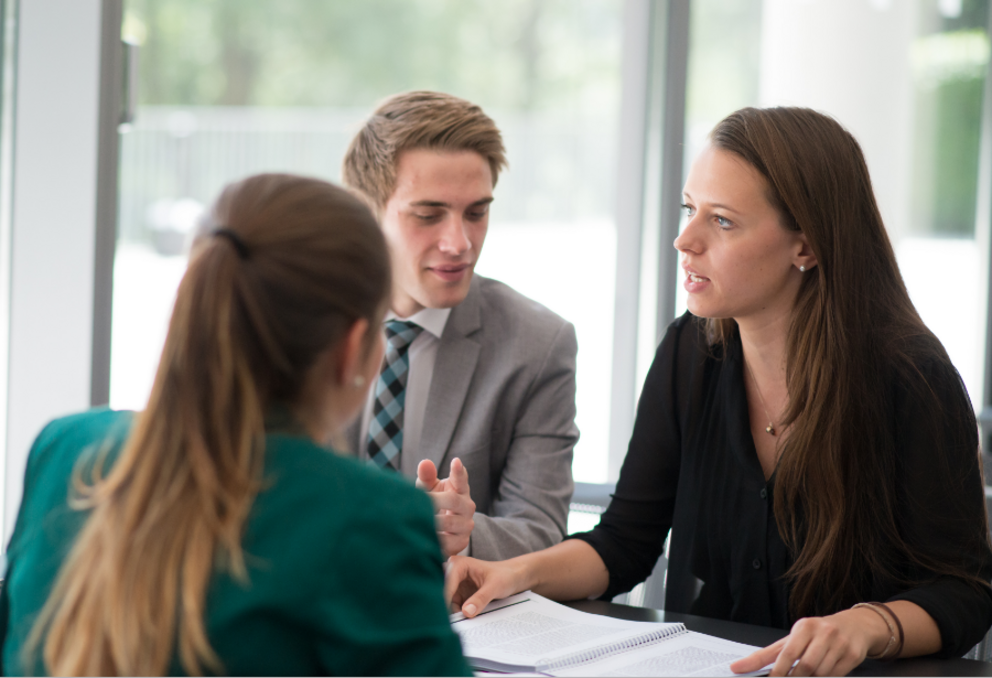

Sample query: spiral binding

[535,623,688,674]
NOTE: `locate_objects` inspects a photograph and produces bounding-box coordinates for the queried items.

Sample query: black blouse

[572,313,992,657]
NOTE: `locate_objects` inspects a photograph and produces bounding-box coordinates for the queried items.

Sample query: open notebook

[450,592,772,677]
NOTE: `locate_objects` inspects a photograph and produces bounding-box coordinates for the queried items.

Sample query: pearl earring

[799,265,806,273]
[353,375,366,388]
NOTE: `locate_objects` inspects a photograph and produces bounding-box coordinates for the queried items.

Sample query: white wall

[759,0,917,240]
[3,0,104,542]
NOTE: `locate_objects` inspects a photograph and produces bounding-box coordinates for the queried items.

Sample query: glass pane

[680,0,990,410]
[113,0,623,482]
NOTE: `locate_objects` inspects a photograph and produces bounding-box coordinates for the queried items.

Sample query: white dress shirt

[360,307,452,465]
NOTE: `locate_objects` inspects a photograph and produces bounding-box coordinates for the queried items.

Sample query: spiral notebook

[450,592,771,677]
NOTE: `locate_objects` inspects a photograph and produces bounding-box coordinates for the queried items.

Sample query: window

[113,0,625,482]
[679,0,991,411]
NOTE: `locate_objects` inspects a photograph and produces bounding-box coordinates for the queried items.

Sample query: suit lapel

[412,279,483,475]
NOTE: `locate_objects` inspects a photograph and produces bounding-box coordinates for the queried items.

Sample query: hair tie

[212,227,250,260]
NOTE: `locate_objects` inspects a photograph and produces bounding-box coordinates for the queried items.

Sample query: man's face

[380,149,494,317]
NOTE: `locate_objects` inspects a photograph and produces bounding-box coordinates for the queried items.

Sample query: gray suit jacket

[350,275,577,561]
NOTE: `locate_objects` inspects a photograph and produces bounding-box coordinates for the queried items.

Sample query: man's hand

[417,457,476,557]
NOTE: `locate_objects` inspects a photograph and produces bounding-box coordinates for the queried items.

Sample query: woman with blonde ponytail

[0,174,471,676]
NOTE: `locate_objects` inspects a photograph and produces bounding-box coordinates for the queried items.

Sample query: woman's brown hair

[707,107,988,620]
[27,174,390,675]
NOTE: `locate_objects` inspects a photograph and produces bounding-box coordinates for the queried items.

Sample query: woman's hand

[444,555,529,617]
[730,607,891,677]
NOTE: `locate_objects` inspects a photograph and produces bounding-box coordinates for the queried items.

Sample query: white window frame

[1,0,122,543]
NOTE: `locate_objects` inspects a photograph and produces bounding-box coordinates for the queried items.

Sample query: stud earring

[799,265,806,273]
[353,375,366,388]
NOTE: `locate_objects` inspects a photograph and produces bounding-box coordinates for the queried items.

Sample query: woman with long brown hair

[0,174,471,676]
[444,107,992,676]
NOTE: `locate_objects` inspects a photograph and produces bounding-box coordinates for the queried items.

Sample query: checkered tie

[368,320,424,470]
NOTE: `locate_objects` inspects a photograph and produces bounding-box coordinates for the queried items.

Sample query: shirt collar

[385,306,451,339]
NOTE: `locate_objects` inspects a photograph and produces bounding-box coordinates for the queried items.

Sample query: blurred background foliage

[121,0,991,238]
[124,0,621,112]
[911,0,990,236]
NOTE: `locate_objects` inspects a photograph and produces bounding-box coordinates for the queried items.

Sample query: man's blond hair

[342,91,507,209]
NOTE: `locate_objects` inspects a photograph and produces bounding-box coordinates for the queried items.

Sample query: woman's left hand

[730,608,891,676]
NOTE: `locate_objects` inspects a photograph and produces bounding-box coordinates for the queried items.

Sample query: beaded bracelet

[851,602,905,661]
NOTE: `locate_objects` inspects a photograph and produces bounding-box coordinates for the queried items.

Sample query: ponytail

[27,175,390,675]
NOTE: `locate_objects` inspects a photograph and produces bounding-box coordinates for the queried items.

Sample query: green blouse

[0,408,470,676]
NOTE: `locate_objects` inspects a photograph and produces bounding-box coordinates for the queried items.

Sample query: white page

[551,631,768,677]
[451,592,681,670]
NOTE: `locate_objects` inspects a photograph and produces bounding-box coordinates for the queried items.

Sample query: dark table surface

[564,599,992,677]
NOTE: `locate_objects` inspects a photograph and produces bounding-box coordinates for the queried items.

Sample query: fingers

[829,646,865,678]
[448,457,471,496]
[444,555,522,618]
[444,556,476,610]
[436,505,474,556]
[731,637,785,674]
[416,459,439,491]
[762,615,868,677]
[460,586,498,618]
[436,511,474,535]
[770,621,814,677]
[786,635,830,677]
[420,459,476,556]
[429,488,476,516]
[732,613,875,677]
[812,644,858,678]
[457,570,507,618]
[435,498,475,556]
[438,532,470,558]
[443,556,496,617]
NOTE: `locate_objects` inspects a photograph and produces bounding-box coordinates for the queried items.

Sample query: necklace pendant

[766,424,776,436]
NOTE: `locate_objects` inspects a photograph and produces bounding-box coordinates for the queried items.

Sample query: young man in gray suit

[342,91,578,561]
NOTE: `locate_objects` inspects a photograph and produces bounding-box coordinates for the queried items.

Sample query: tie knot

[384,320,423,351]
